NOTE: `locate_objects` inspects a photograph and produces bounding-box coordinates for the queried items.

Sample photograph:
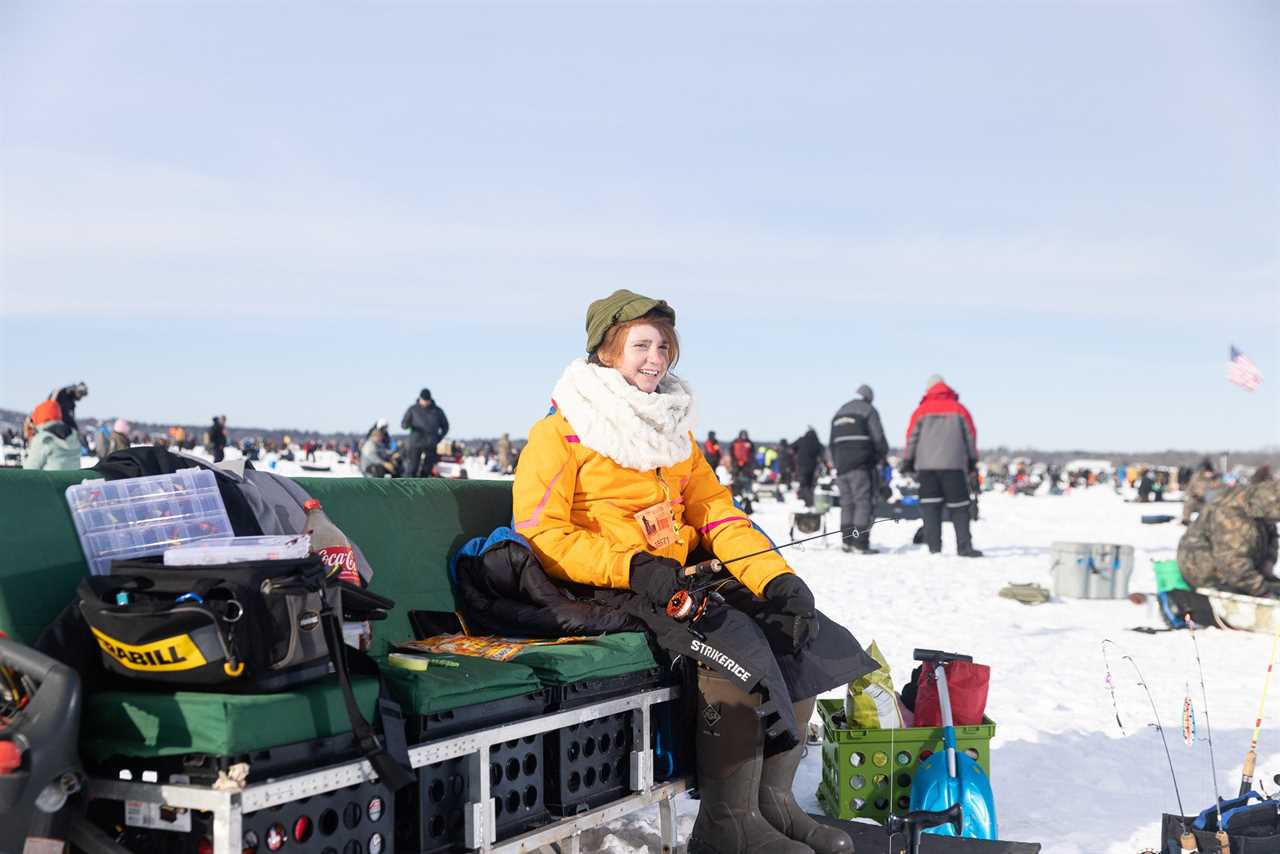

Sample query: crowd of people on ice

[9,377,1277,600]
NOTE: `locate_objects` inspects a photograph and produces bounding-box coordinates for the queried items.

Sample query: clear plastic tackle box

[65,469,234,576]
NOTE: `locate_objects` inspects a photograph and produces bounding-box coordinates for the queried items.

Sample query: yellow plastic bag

[843,641,903,729]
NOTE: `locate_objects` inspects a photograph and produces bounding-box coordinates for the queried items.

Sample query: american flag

[1227,346,1264,391]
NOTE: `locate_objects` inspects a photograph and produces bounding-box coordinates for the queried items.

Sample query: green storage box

[815,698,995,824]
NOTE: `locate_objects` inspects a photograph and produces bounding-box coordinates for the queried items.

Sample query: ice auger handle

[913,648,973,664]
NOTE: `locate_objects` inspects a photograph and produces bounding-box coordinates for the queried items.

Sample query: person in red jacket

[730,430,754,477]
[702,430,722,469]
[903,374,982,557]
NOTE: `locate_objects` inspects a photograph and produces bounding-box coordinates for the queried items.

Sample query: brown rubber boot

[687,669,815,854]
[759,696,855,853]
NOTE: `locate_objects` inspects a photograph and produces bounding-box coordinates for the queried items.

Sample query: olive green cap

[584,289,675,354]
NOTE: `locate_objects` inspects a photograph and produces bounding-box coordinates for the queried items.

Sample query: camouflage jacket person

[1182,468,1223,523]
[1177,480,1280,598]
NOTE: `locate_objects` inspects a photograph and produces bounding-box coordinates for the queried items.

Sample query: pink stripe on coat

[514,464,566,530]
[699,516,747,535]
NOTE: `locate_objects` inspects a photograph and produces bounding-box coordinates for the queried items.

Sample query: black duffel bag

[75,556,415,791]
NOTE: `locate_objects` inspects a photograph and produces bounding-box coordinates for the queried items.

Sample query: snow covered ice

[555,486,1280,853]
[109,450,1280,852]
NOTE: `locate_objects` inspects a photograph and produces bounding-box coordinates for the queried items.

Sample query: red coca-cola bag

[912,660,990,727]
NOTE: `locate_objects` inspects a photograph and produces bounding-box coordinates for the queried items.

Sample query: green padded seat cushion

[381,654,543,716]
[80,674,381,761]
[294,477,515,656]
[510,632,657,685]
[0,469,95,644]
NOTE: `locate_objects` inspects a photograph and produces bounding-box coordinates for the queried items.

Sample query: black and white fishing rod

[667,517,900,621]
[681,516,900,584]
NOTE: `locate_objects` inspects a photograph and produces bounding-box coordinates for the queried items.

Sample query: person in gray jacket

[830,384,889,553]
[360,426,399,478]
[902,374,982,557]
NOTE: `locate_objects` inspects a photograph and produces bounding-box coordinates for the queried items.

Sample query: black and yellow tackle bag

[77,557,339,692]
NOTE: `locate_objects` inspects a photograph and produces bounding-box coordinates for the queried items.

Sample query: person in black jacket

[792,428,824,507]
[776,438,796,490]
[401,388,450,477]
[51,382,88,431]
[209,415,228,463]
[830,385,889,553]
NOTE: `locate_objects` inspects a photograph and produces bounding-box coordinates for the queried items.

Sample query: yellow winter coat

[512,409,792,597]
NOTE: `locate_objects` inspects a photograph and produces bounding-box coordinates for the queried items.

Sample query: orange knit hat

[31,399,62,426]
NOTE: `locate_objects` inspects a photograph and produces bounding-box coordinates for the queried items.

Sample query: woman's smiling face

[610,322,670,393]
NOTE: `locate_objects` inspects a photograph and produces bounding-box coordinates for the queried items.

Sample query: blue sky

[2,2,1276,450]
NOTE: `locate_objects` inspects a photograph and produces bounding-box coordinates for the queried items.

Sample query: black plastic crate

[542,668,665,815]
[544,711,635,816]
[92,777,395,854]
[398,734,547,854]
[545,667,664,711]
[397,690,550,853]
[406,690,547,743]
[88,731,363,787]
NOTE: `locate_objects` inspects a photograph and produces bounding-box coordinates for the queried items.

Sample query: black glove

[761,573,819,653]
[629,553,684,607]
[901,459,915,475]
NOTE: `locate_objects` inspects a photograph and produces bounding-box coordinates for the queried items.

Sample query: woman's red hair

[591,313,680,370]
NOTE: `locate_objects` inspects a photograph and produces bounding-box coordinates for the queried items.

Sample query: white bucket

[1049,542,1134,599]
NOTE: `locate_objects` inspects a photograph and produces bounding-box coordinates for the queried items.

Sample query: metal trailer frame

[87,686,689,854]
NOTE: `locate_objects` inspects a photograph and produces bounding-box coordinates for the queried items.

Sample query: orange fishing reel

[666,588,710,623]
[666,558,725,625]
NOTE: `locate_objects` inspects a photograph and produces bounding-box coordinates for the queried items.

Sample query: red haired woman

[514,290,872,854]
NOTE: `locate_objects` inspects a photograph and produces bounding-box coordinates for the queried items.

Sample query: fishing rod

[1238,625,1280,798]
[1187,616,1228,851]
[667,517,901,621]
[1101,640,1127,736]
[1102,640,1191,841]
[1117,648,1188,831]
[693,515,899,572]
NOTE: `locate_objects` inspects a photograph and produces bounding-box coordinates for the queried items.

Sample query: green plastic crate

[815,698,996,824]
